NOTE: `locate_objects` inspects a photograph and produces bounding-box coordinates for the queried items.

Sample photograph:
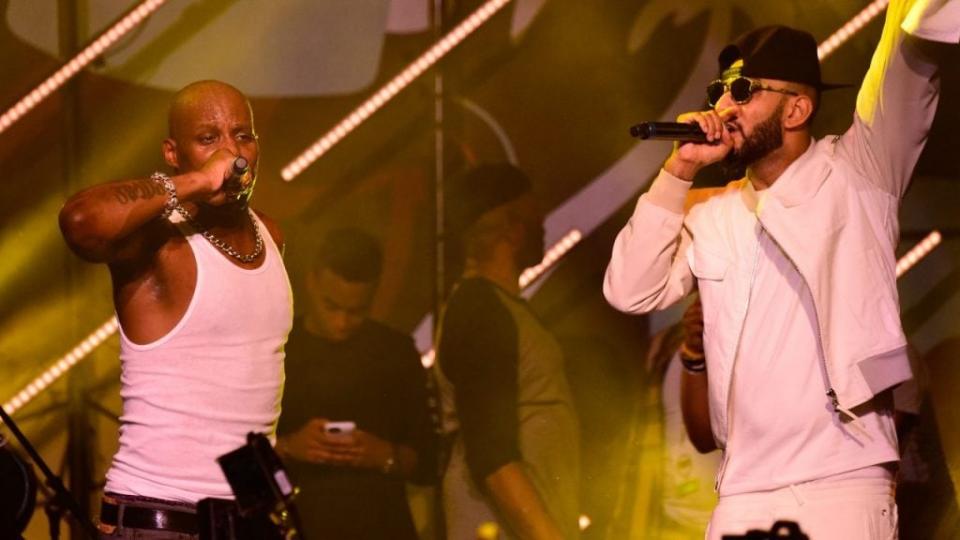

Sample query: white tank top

[105,209,292,502]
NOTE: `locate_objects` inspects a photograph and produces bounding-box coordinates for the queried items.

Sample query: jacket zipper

[714,222,763,491]
[763,219,874,442]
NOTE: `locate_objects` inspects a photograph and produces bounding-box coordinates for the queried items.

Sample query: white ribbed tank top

[104,209,292,502]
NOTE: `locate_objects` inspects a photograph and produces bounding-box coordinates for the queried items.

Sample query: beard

[721,100,785,179]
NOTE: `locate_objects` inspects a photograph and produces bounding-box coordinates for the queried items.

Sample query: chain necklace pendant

[175,204,264,263]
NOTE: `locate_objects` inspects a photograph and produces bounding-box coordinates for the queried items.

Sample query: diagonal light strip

[281,0,515,181]
[2,316,118,419]
[896,230,941,278]
[0,0,169,136]
[818,0,890,60]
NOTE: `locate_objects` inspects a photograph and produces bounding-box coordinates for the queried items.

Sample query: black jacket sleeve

[438,279,520,485]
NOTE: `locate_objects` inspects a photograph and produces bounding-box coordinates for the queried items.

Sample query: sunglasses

[707,77,799,108]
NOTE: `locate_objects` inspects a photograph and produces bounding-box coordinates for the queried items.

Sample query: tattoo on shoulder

[112,179,166,204]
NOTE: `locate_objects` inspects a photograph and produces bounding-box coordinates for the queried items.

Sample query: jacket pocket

[689,245,729,281]
[688,246,731,341]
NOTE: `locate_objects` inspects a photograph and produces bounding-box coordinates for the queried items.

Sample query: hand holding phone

[323,421,356,439]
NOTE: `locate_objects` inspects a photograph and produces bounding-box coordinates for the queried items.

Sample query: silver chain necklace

[176,204,264,263]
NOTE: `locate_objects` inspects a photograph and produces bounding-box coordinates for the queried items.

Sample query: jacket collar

[740,137,832,214]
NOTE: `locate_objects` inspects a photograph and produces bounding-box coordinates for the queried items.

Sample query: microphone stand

[0,406,99,539]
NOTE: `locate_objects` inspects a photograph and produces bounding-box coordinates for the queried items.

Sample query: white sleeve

[603,169,695,314]
[837,0,958,199]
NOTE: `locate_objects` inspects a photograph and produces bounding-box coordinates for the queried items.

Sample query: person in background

[277,227,435,539]
[436,164,580,539]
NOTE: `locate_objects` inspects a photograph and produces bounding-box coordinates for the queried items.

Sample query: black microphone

[223,156,250,195]
[629,122,707,142]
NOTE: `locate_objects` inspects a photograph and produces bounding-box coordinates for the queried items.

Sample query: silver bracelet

[150,171,178,219]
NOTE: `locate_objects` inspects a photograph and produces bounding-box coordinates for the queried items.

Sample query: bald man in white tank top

[59,80,292,539]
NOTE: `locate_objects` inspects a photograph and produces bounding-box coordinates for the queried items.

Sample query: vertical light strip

[896,230,942,278]
[281,0,515,181]
[421,229,582,367]
[0,0,169,136]
[818,0,889,60]
[2,316,119,418]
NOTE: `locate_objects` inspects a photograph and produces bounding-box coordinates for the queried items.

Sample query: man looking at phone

[276,228,435,539]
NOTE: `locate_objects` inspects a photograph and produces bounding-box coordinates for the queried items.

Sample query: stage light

[421,229,582,368]
[818,0,889,60]
[1,317,118,419]
[0,0,169,136]
[520,229,583,288]
[281,0,515,181]
[896,230,941,278]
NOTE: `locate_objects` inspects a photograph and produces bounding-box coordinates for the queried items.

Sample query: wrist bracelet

[680,353,707,373]
[150,171,178,219]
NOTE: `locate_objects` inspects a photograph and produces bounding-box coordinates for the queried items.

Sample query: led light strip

[421,228,582,367]
[0,0,169,136]
[2,316,119,418]
[818,0,889,60]
[281,0,515,181]
[896,230,941,278]
[520,229,582,288]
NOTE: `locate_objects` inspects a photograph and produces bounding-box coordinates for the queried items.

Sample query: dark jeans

[98,493,198,540]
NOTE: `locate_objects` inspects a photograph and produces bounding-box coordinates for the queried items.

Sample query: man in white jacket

[603,1,958,538]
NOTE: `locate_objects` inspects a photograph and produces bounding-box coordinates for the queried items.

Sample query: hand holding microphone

[629,122,708,142]
[223,156,251,199]
[632,109,735,180]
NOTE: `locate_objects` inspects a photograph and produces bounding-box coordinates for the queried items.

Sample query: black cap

[718,25,850,91]
[444,163,531,242]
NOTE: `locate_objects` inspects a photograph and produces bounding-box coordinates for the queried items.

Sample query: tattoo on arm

[112,179,166,204]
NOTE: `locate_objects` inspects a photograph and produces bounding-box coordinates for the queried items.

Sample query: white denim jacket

[604,0,958,425]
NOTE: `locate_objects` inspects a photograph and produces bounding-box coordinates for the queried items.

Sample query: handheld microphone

[629,122,707,142]
[223,156,250,195]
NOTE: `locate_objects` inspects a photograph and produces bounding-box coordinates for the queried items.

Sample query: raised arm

[839,0,959,199]
[58,148,237,263]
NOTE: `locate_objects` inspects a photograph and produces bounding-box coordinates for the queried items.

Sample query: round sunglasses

[707,77,799,108]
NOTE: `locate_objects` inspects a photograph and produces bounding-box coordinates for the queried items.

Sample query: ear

[162,138,179,169]
[783,94,814,129]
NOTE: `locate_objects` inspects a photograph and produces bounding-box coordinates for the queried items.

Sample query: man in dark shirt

[276,228,435,539]
[436,164,580,539]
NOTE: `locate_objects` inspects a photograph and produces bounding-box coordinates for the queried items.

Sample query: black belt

[100,499,198,535]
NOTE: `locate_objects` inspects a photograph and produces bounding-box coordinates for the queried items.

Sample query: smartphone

[324,421,355,438]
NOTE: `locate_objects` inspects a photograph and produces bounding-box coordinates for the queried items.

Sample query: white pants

[707,477,897,540]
